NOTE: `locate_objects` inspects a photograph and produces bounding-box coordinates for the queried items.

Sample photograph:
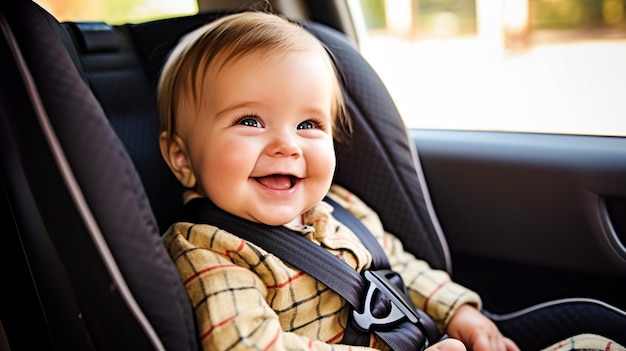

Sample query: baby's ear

[159,132,197,189]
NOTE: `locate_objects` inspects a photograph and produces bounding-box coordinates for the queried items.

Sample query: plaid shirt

[163,185,481,350]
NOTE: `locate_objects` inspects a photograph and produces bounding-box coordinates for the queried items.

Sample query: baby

[158,10,620,351]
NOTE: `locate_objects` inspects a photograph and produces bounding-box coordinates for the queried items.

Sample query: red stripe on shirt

[263,329,281,351]
[344,193,353,211]
[226,239,246,258]
[371,335,379,348]
[200,314,237,340]
[326,330,344,344]
[314,217,328,224]
[548,341,565,350]
[422,279,450,311]
[266,271,305,289]
[183,264,237,285]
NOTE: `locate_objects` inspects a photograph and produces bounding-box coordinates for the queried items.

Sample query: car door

[412,129,626,313]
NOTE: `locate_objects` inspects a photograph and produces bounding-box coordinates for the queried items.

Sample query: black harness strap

[323,197,390,270]
[324,198,443,349]
[182,197,443,351]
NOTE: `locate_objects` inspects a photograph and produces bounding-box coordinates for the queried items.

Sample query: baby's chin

[223,206,300,226]
[286,214,304,227]
[249,213,303,227]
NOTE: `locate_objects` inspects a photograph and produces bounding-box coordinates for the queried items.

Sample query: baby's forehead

[212,36,327,67]
[189,43,334,98]
[179,45,333,104]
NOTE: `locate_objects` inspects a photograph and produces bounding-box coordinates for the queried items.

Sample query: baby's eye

[297,119,320,130]
[236,116,261,128]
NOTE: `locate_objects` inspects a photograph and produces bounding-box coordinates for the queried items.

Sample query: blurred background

[36,0,626,136]
[356,0,626,136]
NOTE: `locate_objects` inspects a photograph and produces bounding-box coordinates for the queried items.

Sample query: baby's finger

[504,337,521,351]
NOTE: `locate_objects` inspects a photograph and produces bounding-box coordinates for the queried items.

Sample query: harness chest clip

[352,269,420,332]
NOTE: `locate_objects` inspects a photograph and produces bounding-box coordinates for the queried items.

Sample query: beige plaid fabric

[163,185,624,350]
[542,334,625,351]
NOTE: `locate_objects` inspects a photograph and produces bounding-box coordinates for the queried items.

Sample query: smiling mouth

[254,174,300,190]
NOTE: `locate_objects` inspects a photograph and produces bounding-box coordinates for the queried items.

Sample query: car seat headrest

[71,22,121,53]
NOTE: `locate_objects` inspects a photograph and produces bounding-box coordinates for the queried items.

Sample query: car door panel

[411,129,626,313]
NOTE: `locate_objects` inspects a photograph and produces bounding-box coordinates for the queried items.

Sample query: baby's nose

[266,130,302,158]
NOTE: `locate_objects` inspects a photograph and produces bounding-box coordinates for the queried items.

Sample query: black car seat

[1,1,625,350]
[0,1,196,350]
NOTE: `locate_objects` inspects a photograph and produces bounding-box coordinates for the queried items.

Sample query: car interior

[1,0,626,350]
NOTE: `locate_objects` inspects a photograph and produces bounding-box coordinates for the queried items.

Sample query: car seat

[1,1,625,350]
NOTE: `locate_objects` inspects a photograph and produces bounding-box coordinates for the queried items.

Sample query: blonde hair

[158,11,348,141]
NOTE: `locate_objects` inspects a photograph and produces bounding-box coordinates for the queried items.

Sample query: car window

[353,0,626,136]
[33,0,197,24]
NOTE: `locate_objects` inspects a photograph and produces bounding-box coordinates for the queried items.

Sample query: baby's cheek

[308,149,335,193]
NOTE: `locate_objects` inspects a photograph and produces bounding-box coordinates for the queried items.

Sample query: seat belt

[182,197,444,351]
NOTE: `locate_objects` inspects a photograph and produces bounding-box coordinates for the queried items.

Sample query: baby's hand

[446,304,520,351]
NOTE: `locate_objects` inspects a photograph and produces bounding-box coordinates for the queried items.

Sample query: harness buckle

[352,269,420,332]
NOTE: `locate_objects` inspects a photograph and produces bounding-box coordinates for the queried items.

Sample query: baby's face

[177,49,337,226]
